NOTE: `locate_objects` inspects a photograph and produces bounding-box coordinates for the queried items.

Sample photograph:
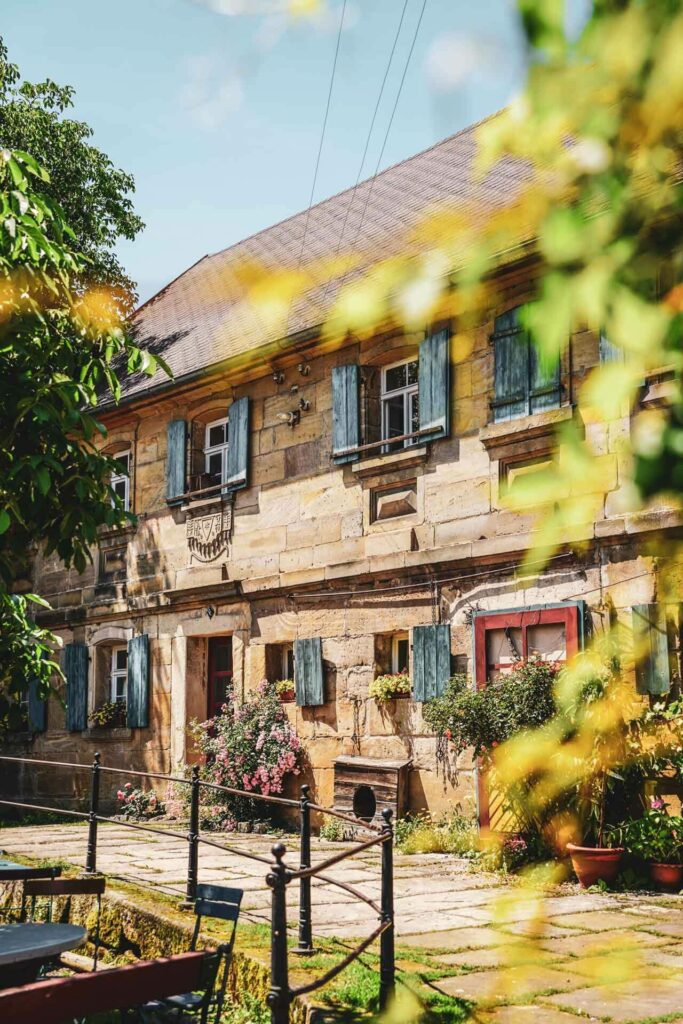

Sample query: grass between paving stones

[0,850,473,1023]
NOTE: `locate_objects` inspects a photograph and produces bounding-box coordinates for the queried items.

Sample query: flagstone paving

[1,822,682,1022]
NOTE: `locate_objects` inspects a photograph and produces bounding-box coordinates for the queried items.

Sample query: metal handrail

[0,752,396,1022]
[287,832,387,880]
[289,920,390,998]
[307,800,383,833]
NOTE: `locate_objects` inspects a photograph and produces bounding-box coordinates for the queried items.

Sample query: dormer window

[381,359,419,451]
[111,451,131,512]
[205,418,229,487]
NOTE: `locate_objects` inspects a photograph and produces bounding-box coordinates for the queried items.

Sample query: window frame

[473,603,583,688]
[204,417,230,488]
[110,451,131,512]
[380,358,419,450]
[110,645,128,704]
[281,644,295,682]
[391,632,410,674]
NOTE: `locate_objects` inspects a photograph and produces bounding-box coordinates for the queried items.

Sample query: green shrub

[319,815,346,841]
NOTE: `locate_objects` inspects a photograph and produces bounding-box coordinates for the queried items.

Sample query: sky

[2,0,588,305]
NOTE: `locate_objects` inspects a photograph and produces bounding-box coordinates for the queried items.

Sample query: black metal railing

[0,753,395,1020]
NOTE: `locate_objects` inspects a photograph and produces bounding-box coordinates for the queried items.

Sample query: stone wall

[5,264,682,818]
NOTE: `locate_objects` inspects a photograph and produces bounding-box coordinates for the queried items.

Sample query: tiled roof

[125,112,529,401]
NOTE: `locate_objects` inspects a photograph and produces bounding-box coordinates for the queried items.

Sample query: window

[391,633,409,674]
[491,306,560,423]
[205,419,229,488]
[474,606,582,686]
[208,636,233,718]
[110,646,128,703]
[281,644,294,681]
[111,451,130,512]
[381,359,419,451]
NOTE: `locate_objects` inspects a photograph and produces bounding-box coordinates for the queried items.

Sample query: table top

[0,860,62,881]
[0,924,87,966]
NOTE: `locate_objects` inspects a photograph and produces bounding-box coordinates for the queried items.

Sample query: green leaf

[0,509,10,534]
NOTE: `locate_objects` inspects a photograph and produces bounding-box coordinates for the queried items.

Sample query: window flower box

[369,672,411,704]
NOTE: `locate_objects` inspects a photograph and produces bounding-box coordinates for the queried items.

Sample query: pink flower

[116,790,124,800]
[651,797,666,810]
[125,782,132,790]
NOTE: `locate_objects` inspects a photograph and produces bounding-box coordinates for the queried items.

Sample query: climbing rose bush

[191,680,303,826]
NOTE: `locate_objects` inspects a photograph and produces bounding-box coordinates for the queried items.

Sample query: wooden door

[473,604,582,831]
[207,637,233,718]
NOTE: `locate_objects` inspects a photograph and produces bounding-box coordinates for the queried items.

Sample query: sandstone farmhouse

[4,119,680,829]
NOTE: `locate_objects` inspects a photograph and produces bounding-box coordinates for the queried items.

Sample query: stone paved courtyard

[2,822,682,1022]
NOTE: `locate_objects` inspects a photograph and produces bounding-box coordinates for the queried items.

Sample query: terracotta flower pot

[566,843,624,888]
[649,861,683,891]
[278,688,295,703]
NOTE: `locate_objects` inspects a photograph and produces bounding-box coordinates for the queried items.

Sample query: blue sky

[2,0,586,304]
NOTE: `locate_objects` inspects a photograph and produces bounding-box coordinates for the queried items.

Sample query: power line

[320,0,411,309]
[338,0,429,289]
[295,0,348,275]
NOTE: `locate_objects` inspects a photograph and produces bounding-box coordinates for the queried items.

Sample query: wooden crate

[332,755,411,827]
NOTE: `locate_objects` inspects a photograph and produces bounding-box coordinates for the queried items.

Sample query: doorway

[207,636,233,718]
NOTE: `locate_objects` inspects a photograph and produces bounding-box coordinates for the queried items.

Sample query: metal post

[293,784,314,955]
[185,765,200,906]
[85,752,100,874]
[267,843,291,1024]
[379,807,395,1011]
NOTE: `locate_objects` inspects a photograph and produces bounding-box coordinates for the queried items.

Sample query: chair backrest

[0,951,212,1024]
[24,877,106,898]
[191,884,243,952]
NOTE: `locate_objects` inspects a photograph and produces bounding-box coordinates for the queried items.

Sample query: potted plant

[275,678,295,703]
[369,671,411,704]
[611,800,683,891]
[564,660,628,887]
[89,700,127,729]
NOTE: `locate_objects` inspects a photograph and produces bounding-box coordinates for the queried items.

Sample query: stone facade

[3,250,681,821]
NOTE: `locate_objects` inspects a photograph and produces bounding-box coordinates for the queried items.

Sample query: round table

[0,923,87,987]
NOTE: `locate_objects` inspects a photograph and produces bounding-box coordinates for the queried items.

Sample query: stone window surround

[87,624,133,715]
[101,439,135,517]
[184,403,235,509]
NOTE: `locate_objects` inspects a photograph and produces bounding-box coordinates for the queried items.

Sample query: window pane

[213,640,232,673]
[410,391,419,434]
[207,452,223,480]
[485,628,523,680]
[384,394,406,439]
[115,649,128,670]
[285,647,294,680]
[384,364,407,393]
[396,639,409,673]
[406,360,418,386]
[207,423,226,448]
[114,453,129,473]
[113,479,127,499]
[527,623,566,663]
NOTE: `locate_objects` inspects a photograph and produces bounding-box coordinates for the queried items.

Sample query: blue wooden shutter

[418,328,450,441]
[412,624,451,703]
[332,365,360,464]
[27,677,47,733]
[294,637,324,706]
[530,340,561,413]
[166,420,187,503]
[492,307,529,423]
[127,634,150,728]
[226,396,250,490]
[599,333,623,363]
[64,642,88,732]
[633,604,671,696]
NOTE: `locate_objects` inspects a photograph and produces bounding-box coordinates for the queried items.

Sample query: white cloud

[181,54,244,130]
[425,31,503,93]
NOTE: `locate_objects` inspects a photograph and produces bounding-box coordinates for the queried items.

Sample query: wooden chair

[143,883,243,1024]
[23,876,106,970]
[0,951,213,1024]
